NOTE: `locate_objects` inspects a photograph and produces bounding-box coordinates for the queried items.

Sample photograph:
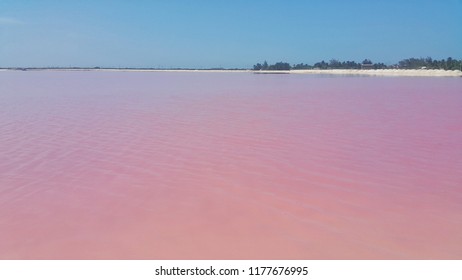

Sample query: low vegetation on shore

[253,57,462,71]
[2,57,460,73]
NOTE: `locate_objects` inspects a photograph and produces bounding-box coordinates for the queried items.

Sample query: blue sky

[1,0,461,68]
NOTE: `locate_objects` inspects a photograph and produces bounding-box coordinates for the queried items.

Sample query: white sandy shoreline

[289,69,462,77]
[1,68,461,77]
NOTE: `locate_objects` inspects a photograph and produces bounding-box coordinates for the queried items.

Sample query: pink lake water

[0,71,461,259]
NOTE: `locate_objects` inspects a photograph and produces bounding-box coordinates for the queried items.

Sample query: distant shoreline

[1,68,461,77]
[291,69,462,77]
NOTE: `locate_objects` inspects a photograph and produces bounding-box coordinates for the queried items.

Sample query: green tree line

[398,57,461,70]
[253,61,291,70]
[253,57,462,71]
